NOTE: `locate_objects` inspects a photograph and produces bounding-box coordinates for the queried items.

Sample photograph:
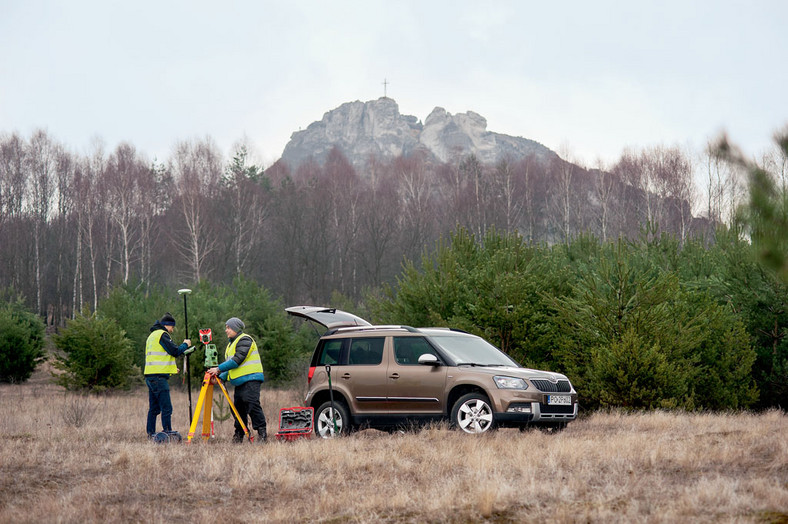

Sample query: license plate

[547,395,571,405]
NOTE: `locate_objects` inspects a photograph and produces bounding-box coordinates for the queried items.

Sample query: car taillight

[308,366,315,385]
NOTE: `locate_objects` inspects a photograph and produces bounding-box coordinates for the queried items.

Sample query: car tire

[315,401,350,438]
[450,393,495,434]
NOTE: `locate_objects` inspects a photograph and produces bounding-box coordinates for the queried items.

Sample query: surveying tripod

[187,371,252,443]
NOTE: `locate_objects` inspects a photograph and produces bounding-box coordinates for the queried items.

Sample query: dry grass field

[1,378,786,523]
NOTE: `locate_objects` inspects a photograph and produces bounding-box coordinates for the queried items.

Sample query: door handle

[389,373,399,379]
[342,373,351,379]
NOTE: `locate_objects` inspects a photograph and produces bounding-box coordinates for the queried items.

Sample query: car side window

[318,339,343,365]
[348,337,385,365]
[394,337,436,365]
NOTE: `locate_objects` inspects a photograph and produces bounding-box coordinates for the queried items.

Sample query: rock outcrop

[280,97,556,171]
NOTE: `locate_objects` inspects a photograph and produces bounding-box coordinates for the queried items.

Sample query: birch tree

[323,147,360,295]
[395,153,434,264]
[492,157,523,234]
[224,145,268,278]
[54,148,76,323]
[550,148,576,244]
[461,154,487,240]
[703,141,747,232]
[592,159,618,242]
[662,146,695,243]
[0,133,27,291]
[105,143,151,284]
[170,138,223,282]
[26,130,59,314]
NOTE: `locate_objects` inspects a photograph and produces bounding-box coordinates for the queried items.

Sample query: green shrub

[0,302,46,383]
[53,313,139,391]
[223,277,313,384]
[552,240,758,410]
[589,329,688,409]
[369,228,574,370]
[97,282,174,370]
[370,229,761,410]
[100,278,315,385]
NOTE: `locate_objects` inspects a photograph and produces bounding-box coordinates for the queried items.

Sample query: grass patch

[0,381,786,522]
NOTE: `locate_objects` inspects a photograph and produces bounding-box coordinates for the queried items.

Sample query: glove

[183,346,195,356]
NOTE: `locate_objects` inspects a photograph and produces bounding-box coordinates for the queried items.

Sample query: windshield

[428,334,520,367]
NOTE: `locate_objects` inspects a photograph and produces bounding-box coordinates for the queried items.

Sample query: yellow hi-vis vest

[225,333,263,380]
[144,329,178,375]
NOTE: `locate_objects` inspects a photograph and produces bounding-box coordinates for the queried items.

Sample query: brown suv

[287,306,578,437]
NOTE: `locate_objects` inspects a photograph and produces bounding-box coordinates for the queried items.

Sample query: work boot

[232,433,244,444]
[257,431,267,443]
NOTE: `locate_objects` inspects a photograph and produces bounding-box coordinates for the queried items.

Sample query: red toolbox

[274,406,314,442]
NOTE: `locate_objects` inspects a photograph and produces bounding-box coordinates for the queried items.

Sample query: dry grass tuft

[0,381,786,523]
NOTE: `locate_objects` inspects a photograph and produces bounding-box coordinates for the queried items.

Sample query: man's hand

[207,367,220,376]
[183,339,192,347]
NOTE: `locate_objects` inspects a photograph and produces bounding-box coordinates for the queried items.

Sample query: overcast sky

[1,1,786,169]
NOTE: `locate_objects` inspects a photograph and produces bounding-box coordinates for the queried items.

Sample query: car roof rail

[324,325,420,336]
[421,327,471,334]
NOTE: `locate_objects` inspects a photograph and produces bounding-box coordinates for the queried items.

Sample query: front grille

[539,403,575,414]
[531,379,571,393]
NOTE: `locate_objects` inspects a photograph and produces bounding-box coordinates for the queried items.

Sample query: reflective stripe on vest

[144,329,177,375]
[225,333,263,380]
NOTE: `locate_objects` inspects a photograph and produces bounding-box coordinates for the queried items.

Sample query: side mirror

[418,354,440,366]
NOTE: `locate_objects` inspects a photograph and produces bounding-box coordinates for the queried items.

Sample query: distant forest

[0,129,775,326]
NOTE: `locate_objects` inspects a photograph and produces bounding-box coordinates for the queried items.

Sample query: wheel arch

[309,389,351,412]
[447,384,490,413]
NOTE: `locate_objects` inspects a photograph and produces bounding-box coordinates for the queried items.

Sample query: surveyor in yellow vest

[144,313,193,439]
[207,317,267,442]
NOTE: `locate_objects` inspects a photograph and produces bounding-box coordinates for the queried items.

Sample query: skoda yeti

[287,306,578,437]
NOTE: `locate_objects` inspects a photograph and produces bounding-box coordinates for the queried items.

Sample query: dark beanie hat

[225,317,245,333]
[160,313,176,326]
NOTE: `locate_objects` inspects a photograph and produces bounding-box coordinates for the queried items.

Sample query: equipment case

[275,406,314,442]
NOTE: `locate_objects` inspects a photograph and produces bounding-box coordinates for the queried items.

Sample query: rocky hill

[279,97,557,170]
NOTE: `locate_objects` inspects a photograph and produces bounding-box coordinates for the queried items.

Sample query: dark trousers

[233,380,266,438]
[145,375,173,436]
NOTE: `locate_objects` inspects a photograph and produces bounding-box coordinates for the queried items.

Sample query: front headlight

[493,376,528,389]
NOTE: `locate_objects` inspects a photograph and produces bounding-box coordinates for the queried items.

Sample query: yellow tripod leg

[215,378,252,442]
[187,373,212,443]
[201,384,213,440]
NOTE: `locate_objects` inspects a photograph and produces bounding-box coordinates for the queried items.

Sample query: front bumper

[530,400,578,422]
[495,400,579,426]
